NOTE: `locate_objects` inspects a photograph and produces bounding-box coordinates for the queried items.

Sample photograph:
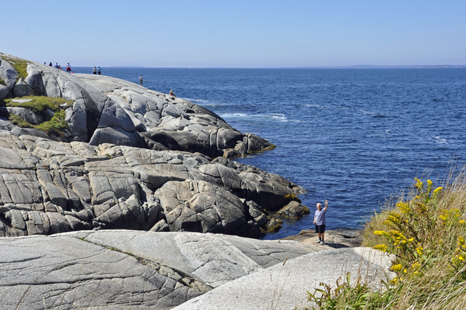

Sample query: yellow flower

[460,220,466,225]
[458,236,465,246]
[390,264,403,272]
[411,262,421,270]
[433,187,443,195]
[396,202,410,214]
[414,178,423,191]
[373,244,388,252]
[389,230,405,239]
[459,256,464,261]
[374,230,390,238]
[404,269,407,274]
[416,246,424,255]
[427,179,433,190]
[408,237,414,242]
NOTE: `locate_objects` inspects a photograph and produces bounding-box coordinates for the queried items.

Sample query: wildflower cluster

[371,178,455,284]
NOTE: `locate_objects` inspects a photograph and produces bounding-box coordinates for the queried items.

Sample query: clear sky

[3,0,465,67]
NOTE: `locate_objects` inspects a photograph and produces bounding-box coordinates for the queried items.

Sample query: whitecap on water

[432,136,448,144]
[220,112,293,122]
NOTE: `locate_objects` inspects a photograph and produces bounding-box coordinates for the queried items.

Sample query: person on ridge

[66,63,71,73]
[98,66,101,75]
[313,199,328,245]
[49,62,53,66]
[169,89,176,97]
[54,63,59,69]
[93,66,97,74]
[139,75,143,86]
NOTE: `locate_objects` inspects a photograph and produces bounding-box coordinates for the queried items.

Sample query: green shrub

[36,110,68,135]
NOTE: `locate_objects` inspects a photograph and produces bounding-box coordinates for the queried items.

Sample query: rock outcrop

[173,247,394,310]
[0,53,274,158]
[0,135,301,238]
[0,230,321,310]
[0,230,392,310]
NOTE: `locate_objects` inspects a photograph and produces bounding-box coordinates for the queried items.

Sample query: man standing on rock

[313,199,328,245]
[139,75,143,86]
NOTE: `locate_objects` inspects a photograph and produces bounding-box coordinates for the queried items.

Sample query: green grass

[4,96,73,113]
[8,114,33,128]
[0,78,5,86]
[6,97,71,136]
[2,56,29,82]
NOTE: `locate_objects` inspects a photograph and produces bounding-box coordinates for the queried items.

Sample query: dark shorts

[315,224,326,234]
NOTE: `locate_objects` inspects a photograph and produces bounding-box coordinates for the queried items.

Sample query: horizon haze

[3,0,465,68]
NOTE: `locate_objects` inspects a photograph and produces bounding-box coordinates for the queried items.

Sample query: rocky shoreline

[0,53,311,238]
[0,53,389,310]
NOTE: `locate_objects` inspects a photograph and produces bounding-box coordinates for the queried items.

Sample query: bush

[308,170,466,309]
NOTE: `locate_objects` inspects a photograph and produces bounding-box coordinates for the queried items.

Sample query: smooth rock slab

[0,234,204,310]
[173,247,394,310]
[60,230,319,288]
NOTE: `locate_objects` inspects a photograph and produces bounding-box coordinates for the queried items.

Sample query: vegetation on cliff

[3,96,73,136]
[2,56,29,81]
[308,169,466,309]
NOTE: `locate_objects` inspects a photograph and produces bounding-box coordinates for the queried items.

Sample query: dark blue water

[74,67,466,239]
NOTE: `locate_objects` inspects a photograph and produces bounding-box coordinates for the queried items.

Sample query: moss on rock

[6,96,72,137]
[5,96,73,113]
[2,56,29,82]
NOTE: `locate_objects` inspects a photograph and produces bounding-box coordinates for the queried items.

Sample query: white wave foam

[432,136,448,144]
[219,112,300,123]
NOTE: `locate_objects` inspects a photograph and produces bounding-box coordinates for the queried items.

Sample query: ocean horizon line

[71,65,466,70]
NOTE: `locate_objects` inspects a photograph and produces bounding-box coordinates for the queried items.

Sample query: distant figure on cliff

[169,89,176,97]
[93,66,97,74]
[66,63,71,73]
[139,75,143,86]
[313,199,328,245]
[98,66,101,75]
[54,63,59,69]
[49,62,52,66]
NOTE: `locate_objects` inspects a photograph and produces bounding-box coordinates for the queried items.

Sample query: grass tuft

[6,96,71,136]
[4,96,73,113]
[2,56,29,82]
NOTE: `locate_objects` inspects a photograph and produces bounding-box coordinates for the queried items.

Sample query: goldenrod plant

[307,170,466,309]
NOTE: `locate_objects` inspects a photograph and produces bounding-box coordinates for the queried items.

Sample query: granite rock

[0,53,275,158]
[0,135,301,237]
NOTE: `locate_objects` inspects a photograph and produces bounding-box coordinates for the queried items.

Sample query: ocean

[73,67,466,239]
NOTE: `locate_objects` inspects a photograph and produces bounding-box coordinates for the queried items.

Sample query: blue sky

[3,0,465,67]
